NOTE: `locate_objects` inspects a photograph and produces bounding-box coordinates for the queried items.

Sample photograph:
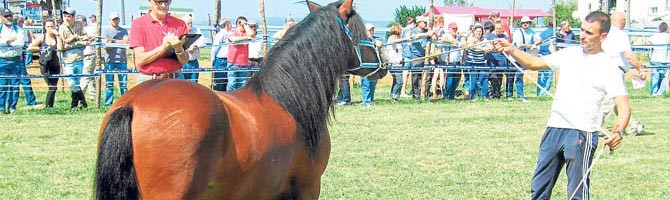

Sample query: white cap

[520,16,532,23]
[109,12,120,20]
[365,23,375,30]
[416,16,429,23]
[63,7,75,15]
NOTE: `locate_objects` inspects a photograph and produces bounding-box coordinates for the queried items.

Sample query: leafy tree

[554,0,581,28]
[443,0,473,6]
[391,5,426,27]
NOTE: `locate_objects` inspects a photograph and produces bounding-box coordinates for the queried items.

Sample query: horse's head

[307,0,388,80]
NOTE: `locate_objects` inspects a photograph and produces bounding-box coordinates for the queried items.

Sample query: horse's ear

[338,0,353,19]
[305,0,320,12]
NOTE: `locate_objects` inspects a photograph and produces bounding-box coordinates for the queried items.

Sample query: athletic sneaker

[631,122,645,137]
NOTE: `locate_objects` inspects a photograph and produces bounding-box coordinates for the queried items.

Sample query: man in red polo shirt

[225,16,255,91]
[129,0,189,80]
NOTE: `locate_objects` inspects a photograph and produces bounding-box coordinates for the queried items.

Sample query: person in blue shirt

[405,16,433,99]
[537,22,557,97]
[486,22,509,99]
[360,23,383,107]
[556,20,577,44]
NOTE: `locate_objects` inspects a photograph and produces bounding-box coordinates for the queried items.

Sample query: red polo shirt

[227,29,249,66]
[129,12,188,74]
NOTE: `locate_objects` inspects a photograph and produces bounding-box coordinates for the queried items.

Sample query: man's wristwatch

[175,48,185,56]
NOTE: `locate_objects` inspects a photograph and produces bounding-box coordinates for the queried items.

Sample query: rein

[335,17,384,78]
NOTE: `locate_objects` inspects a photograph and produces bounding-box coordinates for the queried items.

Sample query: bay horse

[94,0,386,199]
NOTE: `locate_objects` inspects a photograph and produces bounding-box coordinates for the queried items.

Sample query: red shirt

[129,12,188,74]
[227,29,249,66]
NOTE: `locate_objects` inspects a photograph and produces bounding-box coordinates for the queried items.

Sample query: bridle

[336,17,385,78]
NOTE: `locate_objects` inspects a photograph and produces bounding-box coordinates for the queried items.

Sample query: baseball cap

[1,9,13,17]
[365,23,375,30]
[247,19,258,26]
[416,16,428,23]
[109,12,120,20]
[63,8,76,15]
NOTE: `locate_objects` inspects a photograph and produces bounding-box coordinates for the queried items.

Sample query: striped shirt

[466,37,487,65]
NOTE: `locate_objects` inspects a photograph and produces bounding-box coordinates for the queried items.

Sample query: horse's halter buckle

[336,17,384,78]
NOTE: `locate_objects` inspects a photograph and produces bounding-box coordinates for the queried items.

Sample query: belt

[145,70,181,79]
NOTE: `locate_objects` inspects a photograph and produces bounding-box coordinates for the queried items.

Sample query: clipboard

[163,34,202,59]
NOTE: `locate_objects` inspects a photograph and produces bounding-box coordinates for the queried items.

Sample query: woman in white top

[387,24,404,102]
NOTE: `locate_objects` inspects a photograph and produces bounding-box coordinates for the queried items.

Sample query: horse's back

[107,79,230,199]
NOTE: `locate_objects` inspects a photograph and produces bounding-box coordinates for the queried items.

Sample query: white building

[577,0,670,26]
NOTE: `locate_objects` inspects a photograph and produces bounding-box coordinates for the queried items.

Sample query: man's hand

[163,33,185,49]
[5,36,16,44]
[638,70,647,80]
[187,45,197,53]
[603,131,623,151]
[492,38,514,54]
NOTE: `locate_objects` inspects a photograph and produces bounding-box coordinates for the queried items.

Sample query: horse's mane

[245,2,366,154]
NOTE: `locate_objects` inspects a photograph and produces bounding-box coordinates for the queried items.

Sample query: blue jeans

[336,74,351,103]
[467,63,489,99]
[443,67,462,100]
[213,58,227,91]
[104,63,128,106]
[17,61,37,105]
[537,69,553,97]
[361,77,377,105]
[226,63,248,91]
[63,61,84,92]
[650,61,667,96]
[0,58,21,112]
[390,71,403,100]
[506,69,525,99]
[180,60,200,83]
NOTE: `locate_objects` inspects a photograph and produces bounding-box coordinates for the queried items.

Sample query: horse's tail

[95,106,140,200]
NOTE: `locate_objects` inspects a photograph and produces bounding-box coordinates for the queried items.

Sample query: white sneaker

[26,104,44,109]
[336,101,349,106]
[520,98,529,103]
[632,122,645,136]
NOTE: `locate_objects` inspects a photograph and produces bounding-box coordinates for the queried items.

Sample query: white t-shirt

[601,26,632,71]
[212,29,229,60]
[248,37,264,59]
[84,25,98,55]
[543,47,627,132]
[648,32,670,63]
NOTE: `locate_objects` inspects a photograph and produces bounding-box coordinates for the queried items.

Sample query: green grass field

[1,84,669,199]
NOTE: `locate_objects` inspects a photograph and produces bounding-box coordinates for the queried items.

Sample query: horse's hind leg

[132,121,226,199]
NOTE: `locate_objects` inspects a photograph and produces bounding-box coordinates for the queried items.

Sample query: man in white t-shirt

[599,12,645,136]
[493,11,629,200]
[211,18,232,91]
[78,15,99,100]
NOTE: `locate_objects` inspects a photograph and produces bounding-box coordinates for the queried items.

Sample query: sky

[68,0,552,25]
